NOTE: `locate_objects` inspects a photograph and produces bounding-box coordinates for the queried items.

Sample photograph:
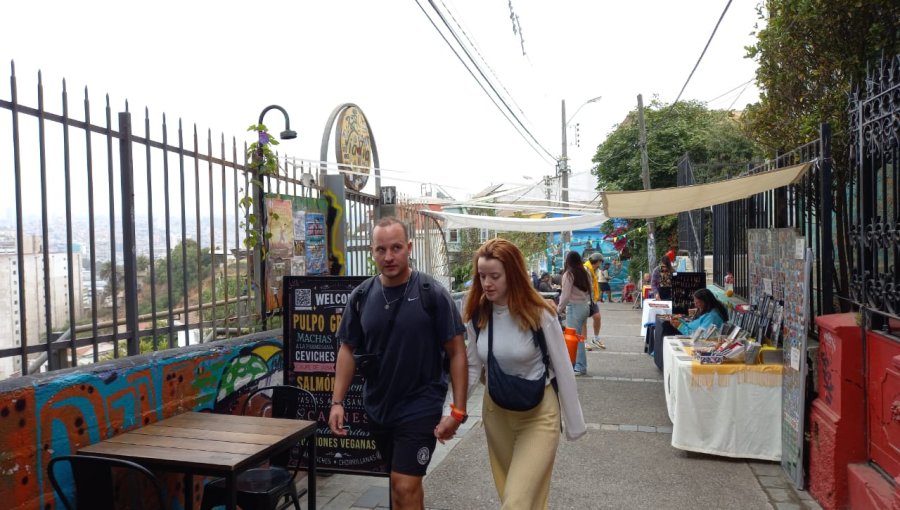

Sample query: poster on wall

[748,229,809,489]
[305,212,328,275]
[266,197,294,257]
[282,275,386,475]
[263,195,329,310]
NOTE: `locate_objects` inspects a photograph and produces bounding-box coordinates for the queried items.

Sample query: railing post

[118,112,140,355]
[820,123,834,314]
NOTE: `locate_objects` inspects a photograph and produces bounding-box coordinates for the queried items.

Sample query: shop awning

[601,162,813,219]
[420,210,608,233]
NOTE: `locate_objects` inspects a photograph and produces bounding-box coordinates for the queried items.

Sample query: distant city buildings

[0,235,82,379]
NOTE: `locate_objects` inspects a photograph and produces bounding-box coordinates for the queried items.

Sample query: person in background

[531,271,540,289]
[329,217,468,510]
[582,253,605,351]
[458,238,586,509]
[537,271,554,293]
[668,288,729,335]
[598,262,612,303]
[650,256,674,301]
[558,251,592,375]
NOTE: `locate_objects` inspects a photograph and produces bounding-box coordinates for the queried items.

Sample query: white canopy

[601,162,813,219]
[420,210,608,233]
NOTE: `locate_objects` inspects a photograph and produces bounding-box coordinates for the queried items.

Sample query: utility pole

[560,99,570,242]
[637,94,657,272]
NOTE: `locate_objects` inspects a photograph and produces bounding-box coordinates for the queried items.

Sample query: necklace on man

[381,272,413,309]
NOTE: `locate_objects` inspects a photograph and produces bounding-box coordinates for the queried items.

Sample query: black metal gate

[847,54,900,324]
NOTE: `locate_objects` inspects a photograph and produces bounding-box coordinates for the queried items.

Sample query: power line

[671,0,734,105]
[413,0,556,162]
[726,80,753,110]
[706,77,754,104]
[437,0,535,128]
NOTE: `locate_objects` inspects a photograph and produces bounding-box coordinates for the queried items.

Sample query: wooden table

[78,411,317,510]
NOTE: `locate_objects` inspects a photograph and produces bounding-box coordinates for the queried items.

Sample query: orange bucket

[563,327,584,364]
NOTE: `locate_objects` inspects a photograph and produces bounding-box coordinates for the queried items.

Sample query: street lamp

[258,104,297,140]
[256,104,297,325]
[559,96,601,242]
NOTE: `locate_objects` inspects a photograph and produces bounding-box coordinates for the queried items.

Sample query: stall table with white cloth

[662,336,782,461]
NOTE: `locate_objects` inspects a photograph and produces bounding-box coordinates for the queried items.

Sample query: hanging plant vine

[241,124,281,259]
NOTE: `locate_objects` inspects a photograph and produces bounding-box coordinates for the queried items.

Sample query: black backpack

[349,272,446,376]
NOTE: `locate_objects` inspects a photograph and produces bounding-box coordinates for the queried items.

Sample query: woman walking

[557,251,593,376]
[451,239,586,509]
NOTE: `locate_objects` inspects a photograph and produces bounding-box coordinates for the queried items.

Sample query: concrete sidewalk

[300,302,821,510]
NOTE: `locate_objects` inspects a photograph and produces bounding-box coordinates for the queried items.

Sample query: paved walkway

[299,302,821,510]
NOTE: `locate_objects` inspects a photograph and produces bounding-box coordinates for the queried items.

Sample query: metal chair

[48,454,167,510]
[200,385,317,510]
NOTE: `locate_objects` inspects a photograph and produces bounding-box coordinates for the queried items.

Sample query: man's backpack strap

[351,276,379,316]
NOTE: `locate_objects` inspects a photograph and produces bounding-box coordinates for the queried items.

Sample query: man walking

[329,217,468,510]
[583,253,605,350]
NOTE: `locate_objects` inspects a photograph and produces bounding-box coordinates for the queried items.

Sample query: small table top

[78,411,316,475]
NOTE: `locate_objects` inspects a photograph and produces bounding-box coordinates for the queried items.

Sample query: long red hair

[463,238,555,331]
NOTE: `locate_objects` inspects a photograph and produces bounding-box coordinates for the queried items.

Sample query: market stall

[662,336,783,461]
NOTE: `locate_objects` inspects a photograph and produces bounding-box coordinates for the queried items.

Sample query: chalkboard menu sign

[282,275,390,476]
[747,229,810,489]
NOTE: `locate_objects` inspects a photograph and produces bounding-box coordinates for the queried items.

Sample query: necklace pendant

[384,303,390,310]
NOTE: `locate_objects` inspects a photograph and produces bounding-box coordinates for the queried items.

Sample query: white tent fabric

[601,162,813,219]
[420,210,608,233]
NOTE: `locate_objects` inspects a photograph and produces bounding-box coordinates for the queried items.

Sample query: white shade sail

[601,162,813,219]
[420,210,608,233]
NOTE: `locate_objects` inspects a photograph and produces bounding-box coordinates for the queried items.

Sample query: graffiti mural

[0,338,284,510]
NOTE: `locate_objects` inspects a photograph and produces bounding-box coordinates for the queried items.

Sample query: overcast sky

[0,0,764,207]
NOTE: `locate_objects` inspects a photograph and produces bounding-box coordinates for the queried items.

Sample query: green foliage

[593,100,760,192]
[151,240,212,302]
[592,101,758,276]
[745,0,899,301]
[243,124,282,258]
[499,214,551,264]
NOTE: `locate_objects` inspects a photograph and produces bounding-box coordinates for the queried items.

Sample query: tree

[591,100,760,280]
[744,0,900,305]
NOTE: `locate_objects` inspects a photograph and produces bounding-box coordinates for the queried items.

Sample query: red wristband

[450,403,467,423]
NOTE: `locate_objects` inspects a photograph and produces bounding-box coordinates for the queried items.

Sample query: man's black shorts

[371,414,440,476]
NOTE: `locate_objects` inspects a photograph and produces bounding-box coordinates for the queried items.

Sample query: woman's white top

[446,304,587,441]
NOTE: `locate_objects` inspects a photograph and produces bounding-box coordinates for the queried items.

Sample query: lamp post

[559,96,601,242]
[255,104,297,327]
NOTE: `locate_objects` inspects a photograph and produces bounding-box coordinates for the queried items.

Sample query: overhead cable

[413,0,556,163]
[671,0,734,105]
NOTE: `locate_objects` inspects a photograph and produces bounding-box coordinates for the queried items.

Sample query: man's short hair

[371,216,409,241]
[589,253,603,263]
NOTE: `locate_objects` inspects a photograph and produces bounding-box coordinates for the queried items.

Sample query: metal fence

[710,126,833,332]
[0,64,325,377]
[676,154,704,272]
[847,54,900,329]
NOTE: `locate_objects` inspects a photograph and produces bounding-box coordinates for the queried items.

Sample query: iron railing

[711,126,833,334]
[847,54,900,330]
[0,64,324,377]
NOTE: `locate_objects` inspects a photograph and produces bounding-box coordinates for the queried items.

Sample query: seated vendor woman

[668,288,729,335]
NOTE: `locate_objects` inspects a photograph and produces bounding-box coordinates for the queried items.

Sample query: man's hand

[434,416,461,444]
[328,405,348,437]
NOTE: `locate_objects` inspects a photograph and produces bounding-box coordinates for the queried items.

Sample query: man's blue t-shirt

[337,272,465,426]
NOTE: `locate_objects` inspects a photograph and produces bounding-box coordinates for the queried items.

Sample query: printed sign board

[283,275,389,475]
